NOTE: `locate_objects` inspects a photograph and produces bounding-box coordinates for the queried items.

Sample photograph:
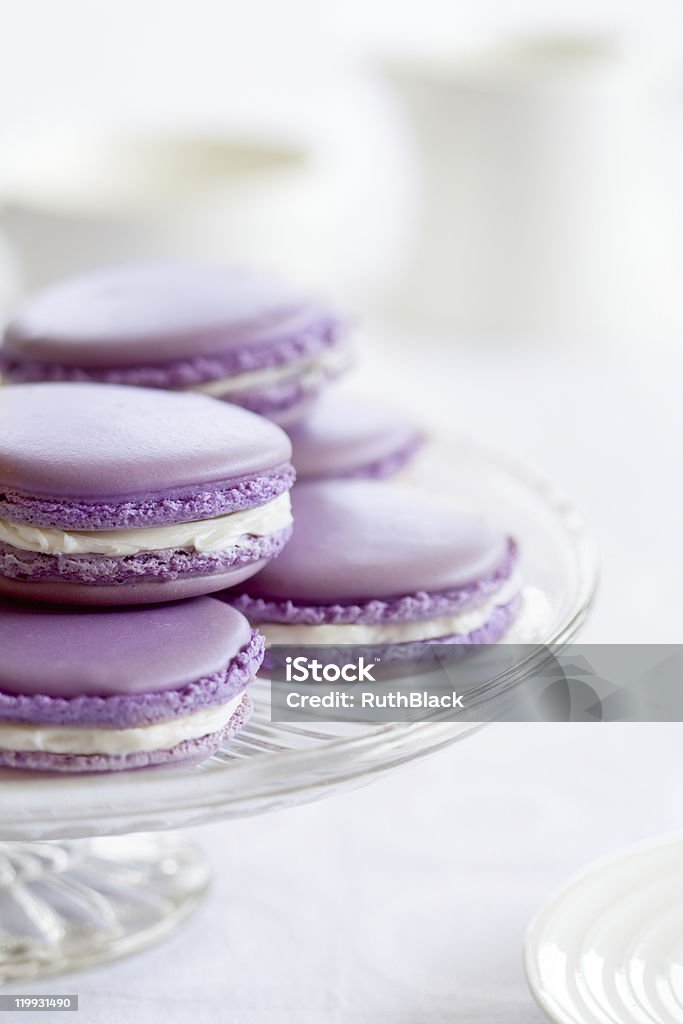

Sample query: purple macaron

[0,382,294,605]
[0,262,349,423]
[286,394,424,481]
[227,480,521,649]
[0,596,262,773]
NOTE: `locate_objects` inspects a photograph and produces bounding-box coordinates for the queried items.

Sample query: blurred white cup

[0,119,411,308]
[0,129,324,291]
[384,36,683,337]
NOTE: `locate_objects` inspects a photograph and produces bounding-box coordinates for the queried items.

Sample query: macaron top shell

[287,394,421,480]
[3,263,331,368]
[242,481,510,604]
[0,596,253,697]
[0,383,292,499]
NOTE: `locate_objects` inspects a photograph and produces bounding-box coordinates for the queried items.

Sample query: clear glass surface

[0,437,598,843]
[0,834,209,982]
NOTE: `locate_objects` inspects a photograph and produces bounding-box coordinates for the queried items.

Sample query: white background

[1,1,682,1020]
[2,0,683,129]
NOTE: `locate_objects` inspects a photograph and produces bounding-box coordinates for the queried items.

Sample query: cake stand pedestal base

[0,835,208,983]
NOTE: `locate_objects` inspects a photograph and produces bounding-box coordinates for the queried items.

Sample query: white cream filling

[260,573,522,646]
[189,346,350,397]
[0,694,243,756]
[0,492,292,557]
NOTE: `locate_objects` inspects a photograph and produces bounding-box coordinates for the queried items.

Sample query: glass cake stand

[0,437,598,982]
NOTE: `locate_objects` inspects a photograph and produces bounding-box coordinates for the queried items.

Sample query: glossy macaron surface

[0,597,253,697]
[0,382,292,500]
[2,263,327,367]
[240,480,510,604]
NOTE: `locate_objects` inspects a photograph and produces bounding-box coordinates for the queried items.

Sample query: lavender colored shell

[286,394,424,481]
[0,264,349,417]
[231,480,513,607]
[0,694,254,774]
[0,383,293,524]
[0,525,292,606]
[0,594,256,696]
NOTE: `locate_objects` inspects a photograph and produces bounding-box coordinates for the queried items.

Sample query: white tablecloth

[6,338,682,1022]
[10,724,683,1023]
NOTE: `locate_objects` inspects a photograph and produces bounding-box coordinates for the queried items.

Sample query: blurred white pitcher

[385,36,683,336]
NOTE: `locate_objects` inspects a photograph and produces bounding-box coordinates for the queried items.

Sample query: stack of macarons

[0,378,295,771]
[0,261,521,772]
[0,598,261,773]
[0,262,423,473]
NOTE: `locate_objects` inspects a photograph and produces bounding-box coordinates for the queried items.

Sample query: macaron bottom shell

[0,693,253,774]
[0,526,292,605]
[262,595,521,674]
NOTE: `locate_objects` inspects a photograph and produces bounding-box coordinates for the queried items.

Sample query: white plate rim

[524,830,683,1024]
